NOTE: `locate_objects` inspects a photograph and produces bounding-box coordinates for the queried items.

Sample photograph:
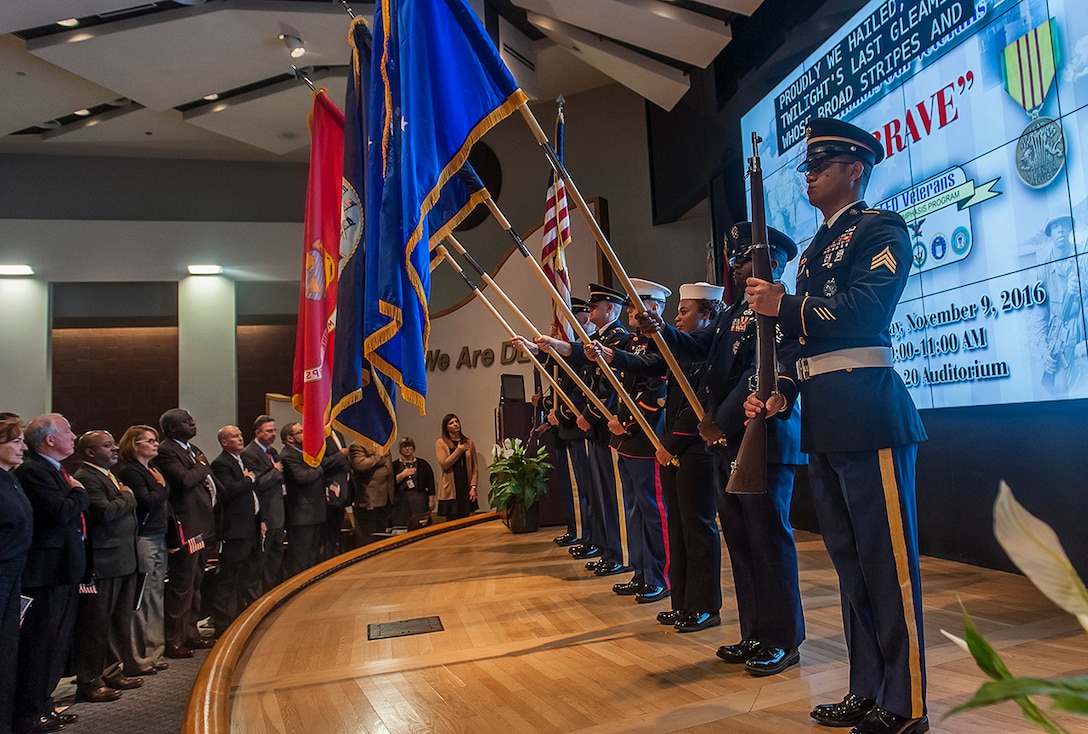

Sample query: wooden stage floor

[229,519,1087,733]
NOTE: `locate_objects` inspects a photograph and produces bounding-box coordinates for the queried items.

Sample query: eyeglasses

[798,158,855,176]
[136,438,159,444]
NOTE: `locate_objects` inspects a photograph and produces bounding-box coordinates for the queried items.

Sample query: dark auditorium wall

[236,324,296,430]
[52,326,180,440]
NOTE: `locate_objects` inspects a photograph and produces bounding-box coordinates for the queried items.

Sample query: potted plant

[487,438,552,533]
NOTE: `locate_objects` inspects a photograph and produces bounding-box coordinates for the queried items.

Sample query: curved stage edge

[183,512,499,733]
[185,516,1088,733]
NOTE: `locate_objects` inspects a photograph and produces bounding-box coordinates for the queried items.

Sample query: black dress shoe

[810,693,878,727]
[187,637,216,650]
[571,544,601,559]
[656,609,686,625]
[585,559,606,571]
[850,708,929,734]
[612,580,645,595]
[553,533,580,546]
[103,675,144,690]
[128,666,157,676]
[152,660,170,670]
[165,643,194,659]
[75,685,122,703]
[19,715,66,733]
[593,560,628,576]
[635,585,670,603]
[674,611,721,632]
[745,646,799,676]
[715,639,762,663]
[49,710,77,726]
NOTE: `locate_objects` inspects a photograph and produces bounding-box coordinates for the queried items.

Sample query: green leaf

[960,605,1013,681]
[994,482,1088,633]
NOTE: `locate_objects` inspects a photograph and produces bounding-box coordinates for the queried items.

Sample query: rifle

[726,133,773,495]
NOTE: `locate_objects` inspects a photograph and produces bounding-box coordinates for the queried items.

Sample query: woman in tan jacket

[434,414,478,521]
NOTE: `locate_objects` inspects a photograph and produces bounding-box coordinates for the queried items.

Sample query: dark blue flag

[362,0,527,444]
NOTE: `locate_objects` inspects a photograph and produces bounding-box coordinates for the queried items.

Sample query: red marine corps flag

[292,90,345,466]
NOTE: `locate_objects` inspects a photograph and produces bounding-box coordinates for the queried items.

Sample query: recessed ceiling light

[66,32,93,43]
[57,18,80,28]
[203,93,219,101]
[74,108,91,116]
[40,120,61,130]
[187,265,223,275]
[211,103,228,113]
[0,265,34,276]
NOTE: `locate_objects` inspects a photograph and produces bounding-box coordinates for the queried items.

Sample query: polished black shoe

[674,611,721,632]
[585,559,606,571]
[810,693,878,727]
[715,639,762,663]
[18,714,65,733]
[553,533,580,546]
[850,708,928,734]
[152,660,170,671]
[128,666,157,676]
[75,685,122,703]
[103,675,144,690]
[570,545,604,561]
[593,561,629,576]
[49,710,78,726]
[612,581,646,595]
[635,585,670,603]
[744,646,799,677]
[656,609,686,625]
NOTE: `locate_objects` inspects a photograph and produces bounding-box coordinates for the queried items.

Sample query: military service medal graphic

[1002,18,1065,189]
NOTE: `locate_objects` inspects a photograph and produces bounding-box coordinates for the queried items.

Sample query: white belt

[796,347,893,381]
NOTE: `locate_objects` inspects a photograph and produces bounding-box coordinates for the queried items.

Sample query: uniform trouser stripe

[651,462,670,587]
[565,444,582,537]
[878,448,924,718]
[611,449,629,567]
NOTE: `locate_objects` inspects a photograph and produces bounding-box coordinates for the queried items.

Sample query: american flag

[541,100,574,341]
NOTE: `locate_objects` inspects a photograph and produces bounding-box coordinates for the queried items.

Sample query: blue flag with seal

[331,16,395,450]
[363,0,527,447]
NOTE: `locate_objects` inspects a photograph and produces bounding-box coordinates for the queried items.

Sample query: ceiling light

[40,120,62,130]
[57,18,80,28]
[74,108,91,117]
[66,32,93,43]
[187,265,223,275]
[203,93,219,101]
[0,265,34,276]
[279,34,305,59]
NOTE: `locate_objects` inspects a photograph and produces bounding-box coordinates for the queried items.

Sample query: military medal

[1002,19,1065,189]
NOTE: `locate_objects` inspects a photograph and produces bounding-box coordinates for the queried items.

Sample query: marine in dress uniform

[746,118,929,734]
[597,279,671,603]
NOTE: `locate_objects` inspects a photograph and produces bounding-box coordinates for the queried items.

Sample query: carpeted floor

[53,639,210,734]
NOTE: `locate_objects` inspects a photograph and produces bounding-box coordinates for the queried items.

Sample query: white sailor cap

[679,282,725,301]
[628,277,671,303]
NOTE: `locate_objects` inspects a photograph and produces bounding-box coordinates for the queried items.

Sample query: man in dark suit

[746,118,928,734]
[209,425,260,636]
[13,414,88,734]
[155,408,216,659]
[240,415,284,598]
[320,432,351,560]
[71,430,142,703]
[280,423,348,576]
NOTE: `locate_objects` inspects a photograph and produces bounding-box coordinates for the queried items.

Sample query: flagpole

[435,246,583,417]
[516,104,707,422]
[444,234,614,422]
[442,174,671,457]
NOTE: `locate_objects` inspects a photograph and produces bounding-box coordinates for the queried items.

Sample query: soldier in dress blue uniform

[586,279,671,604]
[745,118,929,734]
[534,284,631,577]
[637,227,805,673]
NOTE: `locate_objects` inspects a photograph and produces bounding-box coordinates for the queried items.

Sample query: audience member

[240,416,285,598]
[348,440,394,545]
[13,414,88,734]
[0,415,33,734]
[71,430,142,702]
[280,423,348,575]
[391,437,435,527]
[116,425,170,677]
[435,414,478,521]
[320,432,351,559]
[156,409,216,659]
[210,425,260,636]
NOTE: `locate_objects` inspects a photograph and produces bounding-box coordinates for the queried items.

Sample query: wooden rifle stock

[726,133,773,495]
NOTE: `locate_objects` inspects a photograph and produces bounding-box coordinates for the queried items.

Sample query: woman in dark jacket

[116,424,170,675]
[0,414,33,734]
[391,437,436,527]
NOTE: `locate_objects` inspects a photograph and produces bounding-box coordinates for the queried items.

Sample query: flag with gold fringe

[361,0,527,448]
[292,89,345,465]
